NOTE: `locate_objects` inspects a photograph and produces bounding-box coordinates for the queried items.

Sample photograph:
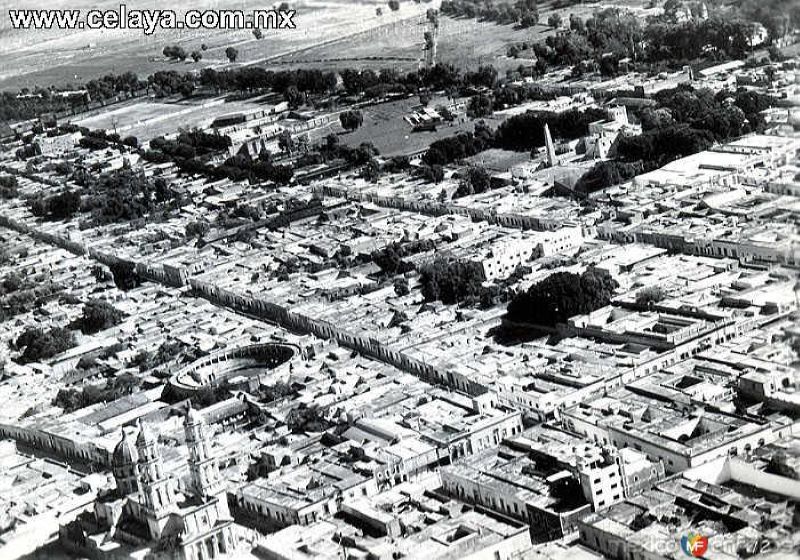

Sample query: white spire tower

[544,123,557,167]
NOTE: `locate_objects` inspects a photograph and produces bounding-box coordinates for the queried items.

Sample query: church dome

[112,429,139,467]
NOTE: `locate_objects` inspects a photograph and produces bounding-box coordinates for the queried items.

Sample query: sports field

[337,95,505,157]
[73,96,269,141]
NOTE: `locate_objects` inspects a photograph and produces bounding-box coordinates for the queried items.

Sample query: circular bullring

[169,343,297,397]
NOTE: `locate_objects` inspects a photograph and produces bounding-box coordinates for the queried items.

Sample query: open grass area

[336,95,505,157]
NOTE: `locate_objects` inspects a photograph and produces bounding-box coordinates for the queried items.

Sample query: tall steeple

[184,407,226,505]
[544,123,557,167]
[135,420,177,539]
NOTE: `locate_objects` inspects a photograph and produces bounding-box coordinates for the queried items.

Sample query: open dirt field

[264,0,651,73]
[268,14,554,72]
[465,148,530,172]
[0,0,441,90]
[72,95,267,140]
[0,0,653,91]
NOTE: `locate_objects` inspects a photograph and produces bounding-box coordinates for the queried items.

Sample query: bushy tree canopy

[15,327,75,364]
[73,300,125,334]
[507,268,618,326]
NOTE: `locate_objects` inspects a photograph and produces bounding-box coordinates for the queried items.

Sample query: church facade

[60,409,238,560]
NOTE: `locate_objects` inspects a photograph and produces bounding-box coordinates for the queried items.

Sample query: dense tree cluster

[73,126,131,151]
[393,278,410,296]
[576,86,773,194]
[0,72,150,121]
[286,404,332,433]
[109,261,141,291]
[423,122,495,165]
[635,285,666,306]
[71,299,125,334]
[54,374,141,413]
[494,107,607,151]
[360,158,382,182]
[29,189,81,221]
[0,90,81,122]
[372,239,435,275]
[454,166,491,198]
[84,72,144,100]
[149,70,196,97]
[1,272,23,295]
[506,267,618,326]
[467,94,493,118]
[201,67,338,95]
[319,138,380,166]
[339,109,364,131]
[643,18,739,63]
[651,86,770,139]
[255,381,296,403]
[200,62,487,100]
[493,82,556,109]
[419,163,445,184]
[15,326,75,364]
[617,125,715,164]
[574,160,643,195]
[441,0,544,27]
[72,167,178,226]
[419,257,484,305]
[464,65,499,89]
[149,128,232,159]
[175,152,296,185]
[737,0,800,40]
[129,339,195,372]
[530,6,790,76]
[162,45,188,61]
[185,220,211,239]
[193,383,233,407]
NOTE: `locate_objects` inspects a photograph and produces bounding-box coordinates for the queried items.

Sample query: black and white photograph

[0,0,798,558]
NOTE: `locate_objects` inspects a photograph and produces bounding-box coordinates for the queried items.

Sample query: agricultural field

[0,0,656,91]
[0,0,438,91]
[265,0,653,74]
[268,13,553,73]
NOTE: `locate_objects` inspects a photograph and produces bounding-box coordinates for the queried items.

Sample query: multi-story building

[60,410,238,560]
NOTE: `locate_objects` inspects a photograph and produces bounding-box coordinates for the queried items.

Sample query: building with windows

[60,410,239,560]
